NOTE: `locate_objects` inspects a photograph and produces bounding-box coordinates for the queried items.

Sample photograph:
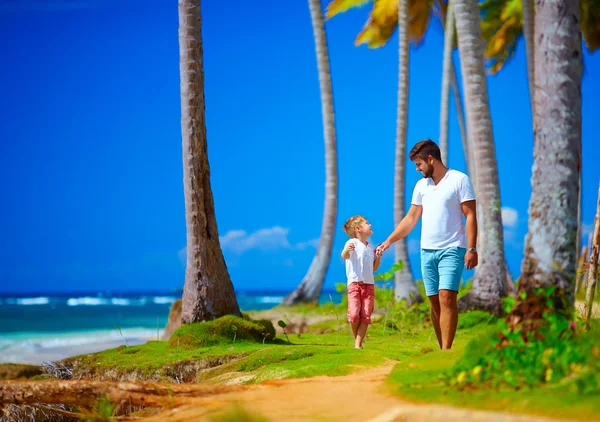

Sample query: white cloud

[220,226,292,255]
[178,227,319,262]
[501,207,519,228]
[295,238,320,250]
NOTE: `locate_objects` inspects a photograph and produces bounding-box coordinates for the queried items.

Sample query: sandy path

[145,361,591,422]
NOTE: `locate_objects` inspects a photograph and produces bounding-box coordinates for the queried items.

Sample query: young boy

[341,216,381,349]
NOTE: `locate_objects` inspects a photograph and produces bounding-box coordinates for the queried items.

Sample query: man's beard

[422,167,433,178]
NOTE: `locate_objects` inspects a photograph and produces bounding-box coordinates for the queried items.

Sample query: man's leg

[438,289,458,349]
[421,249,442,348]
[428,294,442,348]
[438,247,466,349]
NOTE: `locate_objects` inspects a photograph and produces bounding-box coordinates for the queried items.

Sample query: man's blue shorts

[420,247,466,296]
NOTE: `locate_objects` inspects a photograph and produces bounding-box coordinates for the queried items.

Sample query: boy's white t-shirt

[342,239,375,285]
[411,169,476,250]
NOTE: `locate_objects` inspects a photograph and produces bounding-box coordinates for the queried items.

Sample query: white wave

[257,296,284,304]
[0,327,163,351]
[15,297,50,306]
[110,298,131,306]
[67,297,109,306]
[153,296,177,305]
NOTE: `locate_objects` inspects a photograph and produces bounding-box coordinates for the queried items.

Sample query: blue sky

[0,0,598,294]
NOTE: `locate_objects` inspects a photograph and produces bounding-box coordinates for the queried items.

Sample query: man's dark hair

[409,139,442,162]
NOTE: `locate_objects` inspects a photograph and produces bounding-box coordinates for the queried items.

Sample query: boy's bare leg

[428,294,443,349]
[439,289,458,349]
[355,323,368,348]
[351,322,359,339]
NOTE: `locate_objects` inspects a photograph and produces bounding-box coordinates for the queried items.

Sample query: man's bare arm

[460,200,477,249]
[378,204,422,254]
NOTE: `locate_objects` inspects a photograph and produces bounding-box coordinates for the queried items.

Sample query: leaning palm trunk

[284,0,338,305]
[438,0,471,175]
[439,0,484,270]
[179,0,241,322]
[510,0,582,325]
[439,0,454,167]
[453,0,508,315]
[584,183,600,328]
[522,0,535,117]
[393,0,422,304]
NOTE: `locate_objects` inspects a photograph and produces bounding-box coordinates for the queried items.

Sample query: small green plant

[278,320,290,344]
[447,286,600,394]
[232,325,238,343]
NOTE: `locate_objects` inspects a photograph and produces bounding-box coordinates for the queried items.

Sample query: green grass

[387,320,600,420]
[168,315,276,348]
[57,300,599,420]
[64,313,451,384]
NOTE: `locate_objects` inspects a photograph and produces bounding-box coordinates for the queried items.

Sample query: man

[376,139,478,350]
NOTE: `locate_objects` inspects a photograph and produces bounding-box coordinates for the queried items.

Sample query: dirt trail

[145,361,591,422]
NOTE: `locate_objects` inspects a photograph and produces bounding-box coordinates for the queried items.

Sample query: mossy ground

[387,319,600,421]
[0,363,43,380]
[63,311,460,384]
[6,285,599,420]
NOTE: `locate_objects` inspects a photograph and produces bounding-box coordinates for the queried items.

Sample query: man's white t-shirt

[342,239,375,285]
[411,169,476,250]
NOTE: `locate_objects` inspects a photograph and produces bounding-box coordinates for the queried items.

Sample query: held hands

[464,251,478,270]
[375,240,391,257]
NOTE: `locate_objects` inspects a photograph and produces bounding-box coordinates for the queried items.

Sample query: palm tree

[508,0,582,325]
[327,0,461,304]
[438,0,473,184]
[178,0,241,322]
[479,0,536,115]
[283,0,338,305]
[328,0,469,168]
[392,0,423,303]
[480,0,599,76]
[453,0,508,315]
[480,0,598,274]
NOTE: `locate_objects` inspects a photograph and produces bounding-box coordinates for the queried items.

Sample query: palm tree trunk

[393,0,422,304]
[584,183,600,328]
[450,67,471,178]
[439,0,454,167]
[510,0,582,325]
[453,0,508,315]
[178,0,241,322]
[284,0,338,305]
[439,0,489,293]
[438,0,471,175]
[522,0,535,117]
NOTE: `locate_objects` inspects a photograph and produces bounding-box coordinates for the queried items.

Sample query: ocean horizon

[0,289,343,364]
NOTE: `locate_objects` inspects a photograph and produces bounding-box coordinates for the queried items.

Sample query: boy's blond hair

[343,215,366,238]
